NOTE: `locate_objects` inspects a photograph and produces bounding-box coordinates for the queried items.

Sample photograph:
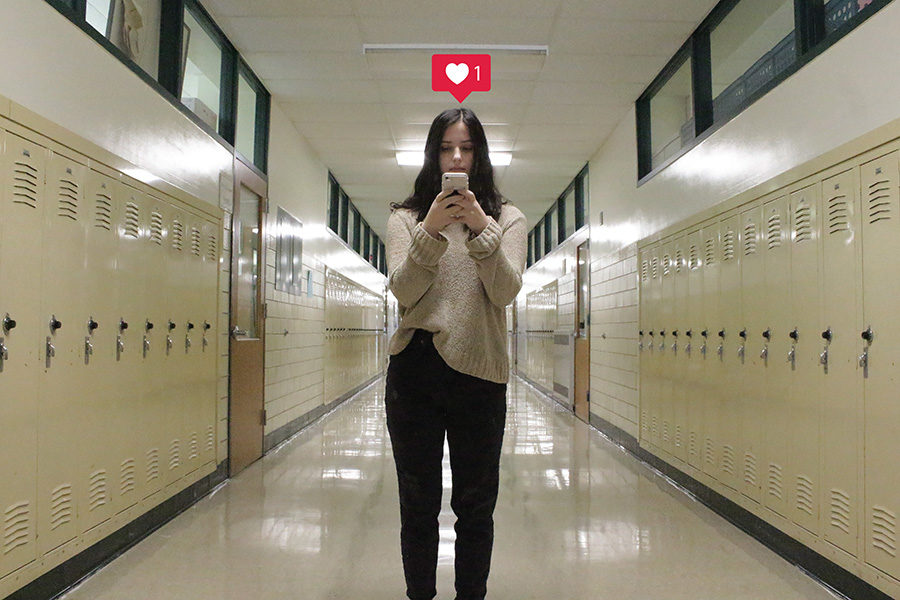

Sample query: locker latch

[46,336,56,369]
[738,329,747,364]
[671,330,678,354]
[84,336,94,365]
[202,320,211,352]
[858,326,873,378]
[143,336,151,359]
[116,335,125,361]
[717,329,724,360]
[819,328,832,374]
[0,338,7,373]
[648,331,654,353]
[659,330,666,352]
[2,314,15,334]
[639,330,644,352]
[700,329,708,358]
[685,330,692,356]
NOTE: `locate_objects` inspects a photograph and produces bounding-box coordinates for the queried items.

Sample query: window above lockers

[527,164,589,267]
[327,172,386,276]
[636,0,892,181]
[46,0,271,174]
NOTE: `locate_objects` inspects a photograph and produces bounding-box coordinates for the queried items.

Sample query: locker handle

[146,320,154,331]
[861,327,873,343]
[88,318,99,332]
[739,329,747,339]
[168,320,177,331]
[119,319,129,332]
[760,346,768,360]
[187,321,195,330]
[639,330,643,336]
[2,314,16,332]
[649,330,654,337]
[660,329,666,336]
[672,330,678,337]
[701,329,708,338]
[718,329,725,338]
[686,330,692,338]
[50,316,62,332]
[789,328,799,341]
[203,321,211,331]
[821,328,832,342]
[762,328,771,340]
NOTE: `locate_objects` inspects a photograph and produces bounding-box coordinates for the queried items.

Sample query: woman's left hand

[449,189,490,235]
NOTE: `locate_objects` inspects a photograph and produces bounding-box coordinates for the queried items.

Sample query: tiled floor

[60,376,840,599]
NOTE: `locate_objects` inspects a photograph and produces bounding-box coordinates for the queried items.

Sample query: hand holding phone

[441,172,468,196]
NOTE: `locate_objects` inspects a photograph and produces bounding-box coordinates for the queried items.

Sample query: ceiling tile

[244,52,370,80]
[202,0,356,17]
[280,102,386,124]
[220,17,362,53]
[538,52,669,84]
[352,0,562,18]
[359,17,555,45]
[549,18,695,56]
[559,0,718,22]
[267,78,381,104]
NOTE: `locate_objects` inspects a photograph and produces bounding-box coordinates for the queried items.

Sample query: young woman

[385,107,527,600]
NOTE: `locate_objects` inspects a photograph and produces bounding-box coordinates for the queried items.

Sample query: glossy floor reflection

[60,377,841,600]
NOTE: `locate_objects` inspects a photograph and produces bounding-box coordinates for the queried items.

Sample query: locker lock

[2,314,15,333]
[203,321,211,331]
[187,321,195,331]
[718,329,725,338]
[49,316,62,332]
[119,319,129,332]
[821,328,833,342]
[701,329,708,339]
[861,327,874,343]
[660,329,666,336]
[762,328,771,340]
[686,330,692,338]
[168,320,177,332]
[672,330,678,337]
[88,318,99,333]
[649,330,654,337]
[739,329,747,340]
[146,319,154,332]
[789,328,799,341]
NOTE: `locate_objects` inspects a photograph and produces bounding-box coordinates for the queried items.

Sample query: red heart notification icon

[432,54,491,102]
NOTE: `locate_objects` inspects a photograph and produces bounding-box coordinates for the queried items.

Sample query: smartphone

[441,172,468,194]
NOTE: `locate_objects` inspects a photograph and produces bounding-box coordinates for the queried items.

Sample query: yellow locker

[671,235,688,464]
[200,218,219,466]
[685,230,704,470]
[658,239,675,457]
[182,215,205,476]
[140,194,171,503]
[820,167,863,557]
[787,182,822,535]
[164,205,190,491]
[0,129,41,579]
[641,244,661,447]
[38,148,86,557]
[762,194,791,518]
[699,220,720,480]
[638,249,650,441]
[79,168,119,539]
[717,213,741,491]
[739,203,765,505]
[859,150,900,580]
[114,183,150,515]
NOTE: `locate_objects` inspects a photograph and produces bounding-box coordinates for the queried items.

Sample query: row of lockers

[0,124,221,586]
[638,141,900,590]
[323,268,386,403]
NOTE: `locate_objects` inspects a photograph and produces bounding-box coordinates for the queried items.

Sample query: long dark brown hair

[391,108,505,222]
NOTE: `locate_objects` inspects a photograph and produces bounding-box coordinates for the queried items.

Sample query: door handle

[231,326,248,339]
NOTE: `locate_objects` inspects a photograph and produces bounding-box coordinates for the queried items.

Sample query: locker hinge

[263,303,268,318]
[261,409,267,426]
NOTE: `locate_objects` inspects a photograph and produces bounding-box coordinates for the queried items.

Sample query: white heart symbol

[445,63,469,85]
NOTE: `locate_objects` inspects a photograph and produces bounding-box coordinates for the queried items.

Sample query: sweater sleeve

[465,207,527,308]
[386,210,448,308]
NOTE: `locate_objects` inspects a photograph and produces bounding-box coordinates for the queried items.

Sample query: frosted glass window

[649,57,693,171]
[711,0,795,121]
[236,71,258,162]
[181,7,222,131]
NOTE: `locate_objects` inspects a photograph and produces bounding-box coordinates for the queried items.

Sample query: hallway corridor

[60,378,839,600]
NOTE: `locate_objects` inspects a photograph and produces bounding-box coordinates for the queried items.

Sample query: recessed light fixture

[364,44,549,55]
[395,151,512,167]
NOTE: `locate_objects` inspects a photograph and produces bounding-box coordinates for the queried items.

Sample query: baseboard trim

[5,461,228,600]
[520,377,890,600]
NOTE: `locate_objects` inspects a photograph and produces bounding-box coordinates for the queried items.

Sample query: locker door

[641,244,661,447]
[164,205,190,491]
[182,216,204,476]
[79,169,119,540]
[685,230,704,470]
[671,235,688,464]
[658,239,675,457]
[638,248,651,443]
[762,195,791,518]
[114,183,149,515]
[141,196,170,503]
[788,182,822,535]
[200,219,219,465]
[820,167,863,557]
[717,214,741,491]
[739,204,765,505]
[699,221,720,480]
[38,148,87,558]
[0,130,41,578]
[859,150,900,579]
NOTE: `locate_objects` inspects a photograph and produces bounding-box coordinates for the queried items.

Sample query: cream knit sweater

[386,204,527,384]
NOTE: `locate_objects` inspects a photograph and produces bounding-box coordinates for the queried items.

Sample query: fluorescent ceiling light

[395,151,512,167]
[364,44,548,55]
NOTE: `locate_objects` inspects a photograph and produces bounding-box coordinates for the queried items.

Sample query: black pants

[385,330,507,600]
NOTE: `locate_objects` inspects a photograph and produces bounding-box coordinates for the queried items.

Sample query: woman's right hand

[422,190,464,238]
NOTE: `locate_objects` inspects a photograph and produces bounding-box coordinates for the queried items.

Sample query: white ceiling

[201,0,719,239]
